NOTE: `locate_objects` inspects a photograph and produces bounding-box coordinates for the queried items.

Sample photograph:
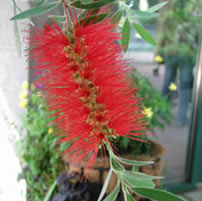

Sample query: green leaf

[111,9,124,24]
[132,10,158,19]
[114,156,154,166]
[43,179,57,201]
[49,15,66,23]
[121,171,164,181]
[11,1,60,20]
[73,0,116,9]
[126,193,136,201]
[97,168,113,201]
[103,182,120,201]
[36,0,47,7]
[122,171,155,188]
[133,188,185,201]
[12,0,21,56]
[111,158,124,172]
[133,23,156,46]
[79,13,108,25]
[148,1,168,13]
[121,18,130,52]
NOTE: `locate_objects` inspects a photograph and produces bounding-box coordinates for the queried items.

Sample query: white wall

[0,1,29,200]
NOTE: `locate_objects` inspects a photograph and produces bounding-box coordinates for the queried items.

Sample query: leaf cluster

[10,0,168,53]
[97,147,184,201]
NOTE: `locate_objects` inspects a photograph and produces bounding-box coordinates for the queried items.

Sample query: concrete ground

[178,183,202,201]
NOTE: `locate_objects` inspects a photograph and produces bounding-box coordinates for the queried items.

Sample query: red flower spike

[29,18,146,175]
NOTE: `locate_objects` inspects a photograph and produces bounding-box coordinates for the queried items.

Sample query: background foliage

[18,87,68,201]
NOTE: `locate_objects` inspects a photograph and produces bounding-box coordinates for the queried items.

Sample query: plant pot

[63,140,166,199]
[133,140,166,201]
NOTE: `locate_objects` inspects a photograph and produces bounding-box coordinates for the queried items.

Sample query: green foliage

[10,0,168,52]
[97,169,113,201]
[103,181,120,201]
[102,147,183,201]
[133,188,185,201]
[133,23,156,45]
[17,87,67,201]
[157,0,202,57]
[132,71,173,131]
[72,0,117,9]
[121,18,130,52]
[12,0,21,55]
[11,1,60,20]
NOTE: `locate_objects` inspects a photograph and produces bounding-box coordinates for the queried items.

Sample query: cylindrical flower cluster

[30,18,145,172]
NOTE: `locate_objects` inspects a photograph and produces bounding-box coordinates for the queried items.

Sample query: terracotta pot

[63,140,166,198]
[133,140,166,201]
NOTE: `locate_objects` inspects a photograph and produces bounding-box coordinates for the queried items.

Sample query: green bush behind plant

[17,88,67,201]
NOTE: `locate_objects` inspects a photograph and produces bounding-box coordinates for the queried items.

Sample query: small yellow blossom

[143,107,153,118]
[169,83,177,91]
[36,91,42,97]
[19,98,28,108]
[21,81,29,90]
[31,83,35,91]
[154,55,164,63]
[48,128,53,134]
[19,90,28,100]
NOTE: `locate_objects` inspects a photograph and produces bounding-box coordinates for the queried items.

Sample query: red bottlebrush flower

[29,17,145,173]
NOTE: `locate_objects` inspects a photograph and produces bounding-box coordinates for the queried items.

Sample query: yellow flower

[154,55,164,63]
[36,91,42,97]
[143,107,153,118]
[48,128,53,134]
[169,83,177,91]
[19,90,28,100]
[21,81,29,90]
[19,98,28,108]
[31,83,35,91]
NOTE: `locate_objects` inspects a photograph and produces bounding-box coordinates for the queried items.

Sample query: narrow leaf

[133,188,185,201]
[11,1,59,20]
[126,193,136,201]
[79,13,108,25]
[103,182,120,201]
[122,172,155,188]
[97,168,113,201]
[43,179,57,201]
[111,9,123,24]
[132,10,158,19]
[148,1,168,13]
[121,171,164,180]
[133,23,156,45]
[13,19,21,56]
[73,0,116,9]
[111,158,124,172]
[49,15,66,23]
[121,18,130,52]
[12,0,21,56]
[12,0,22,12]
[114,155,154,166]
